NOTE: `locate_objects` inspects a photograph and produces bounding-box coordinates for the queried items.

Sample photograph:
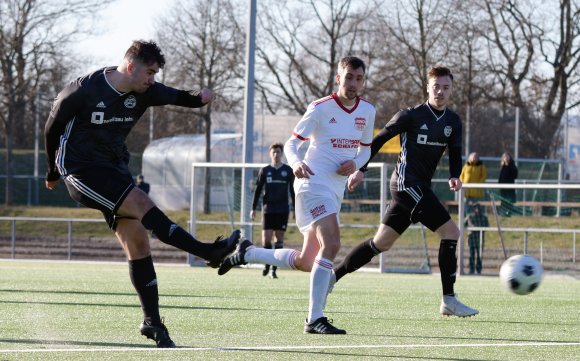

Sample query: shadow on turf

[0,338,154,348]
[0,288,304,301]
[222,348,490,360]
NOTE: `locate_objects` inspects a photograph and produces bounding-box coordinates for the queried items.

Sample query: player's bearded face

[428,75,453,109]
[337,66,365,101]
[130,61,159,93]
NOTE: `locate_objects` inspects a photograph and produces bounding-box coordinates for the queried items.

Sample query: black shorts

[262,212,289,231]
[382,185,450,234]
[63,167,134,230]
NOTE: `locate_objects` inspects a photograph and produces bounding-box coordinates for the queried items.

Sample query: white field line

[0,341,579,354]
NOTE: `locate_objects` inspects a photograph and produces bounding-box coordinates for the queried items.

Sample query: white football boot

[440,294,479,317]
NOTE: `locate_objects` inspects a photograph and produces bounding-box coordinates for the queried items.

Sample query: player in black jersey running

[44,40,241,347]
[329,66,478,317]
[251,143,295,279]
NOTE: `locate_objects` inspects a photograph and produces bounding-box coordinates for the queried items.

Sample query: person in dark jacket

[498,152,518,216]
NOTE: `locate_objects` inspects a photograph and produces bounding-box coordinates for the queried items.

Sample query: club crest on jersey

[124,95,137,109]
[354,117,366,131]
[444,125,452,137]
[281,170,288,177]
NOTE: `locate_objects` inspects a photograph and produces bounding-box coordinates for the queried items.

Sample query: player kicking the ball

[44,40,240,347]
[330,66,478,318]
[218,56,375,334]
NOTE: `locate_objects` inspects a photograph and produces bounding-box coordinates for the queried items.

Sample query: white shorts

[294,182,343,233]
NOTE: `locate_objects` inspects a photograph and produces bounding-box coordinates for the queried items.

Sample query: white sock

[244,248,300,269]
[308,256,333,323]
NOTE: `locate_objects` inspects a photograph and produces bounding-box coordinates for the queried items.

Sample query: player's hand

[293,162,314,179]
[45,179,59,190]
[449,177,462,192]
[199,88,216,104]
[336,160,357,176]
[250,210,255,221]
[347,170,364,191]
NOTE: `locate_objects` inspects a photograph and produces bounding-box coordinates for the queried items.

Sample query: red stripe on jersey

[332,93,360,114]
[313,95,334,106]
[293,132,309,141]
[360,142,371,147]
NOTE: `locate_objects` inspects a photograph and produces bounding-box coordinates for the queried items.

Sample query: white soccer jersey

[285,93,376,196]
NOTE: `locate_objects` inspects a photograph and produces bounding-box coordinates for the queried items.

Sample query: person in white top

[218,56,375,334]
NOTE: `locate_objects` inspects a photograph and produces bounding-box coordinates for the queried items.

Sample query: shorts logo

[310,204,327,218]
[124,95,137,109]
[354,117,366,131]
[444,125,452,137]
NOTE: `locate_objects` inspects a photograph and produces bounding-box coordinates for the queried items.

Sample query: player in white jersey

[218,56,375,334]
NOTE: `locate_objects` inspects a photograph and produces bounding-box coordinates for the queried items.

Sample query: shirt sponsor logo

[354,117,366,131]
[331,138,360,149]
[124,95,137,109]
[444,125,452,137]
[310,204,327,218]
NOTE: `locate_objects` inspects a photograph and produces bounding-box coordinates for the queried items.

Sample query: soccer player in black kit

[250,143,295,279]
[44,40,241,347]
[329,66,479,317]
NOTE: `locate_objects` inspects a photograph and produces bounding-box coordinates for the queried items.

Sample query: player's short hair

[269,142,284,151]
[338,56,366,74]
[428,66,453,81]
[124,40,166,68]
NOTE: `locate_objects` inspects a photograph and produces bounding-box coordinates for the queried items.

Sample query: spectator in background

[498,152,518,216]
[136,174,150,194]
[460,152,487,213]
[465,203,489,274]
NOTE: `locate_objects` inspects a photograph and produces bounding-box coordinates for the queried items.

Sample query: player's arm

[288,169,296,214]
[149,83,215,108]
[251,169,265,220]
[349,109,407,190]
[44,82,84,188]
[284,103,318,179]
[448,118,463,191]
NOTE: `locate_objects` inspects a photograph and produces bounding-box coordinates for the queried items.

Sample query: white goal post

[188,162,426,271]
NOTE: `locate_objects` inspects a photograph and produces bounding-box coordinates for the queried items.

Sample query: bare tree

[256,0,373,115]
[156,0,245,212]
[0,0,111,205]
[534,0,580,155]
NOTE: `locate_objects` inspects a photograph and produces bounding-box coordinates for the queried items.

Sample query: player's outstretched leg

[206,230,242,268]
[270,266,278,279]
[140,319,176,348]
[218,239,255,275]
[304,317,346,334]
[140,207,240,265]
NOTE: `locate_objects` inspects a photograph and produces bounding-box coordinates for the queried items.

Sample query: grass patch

[0,260,578,360]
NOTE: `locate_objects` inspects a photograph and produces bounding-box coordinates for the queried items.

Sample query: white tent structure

[142,133,242,211]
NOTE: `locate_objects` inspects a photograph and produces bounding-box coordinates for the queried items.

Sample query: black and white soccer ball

[499,255,544,295]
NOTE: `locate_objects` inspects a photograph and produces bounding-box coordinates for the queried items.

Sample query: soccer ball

[499,255,544,295]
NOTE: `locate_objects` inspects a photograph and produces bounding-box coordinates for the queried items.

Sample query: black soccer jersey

[44,67,207,181]
[252,164,296,214]
[365,102,462,190]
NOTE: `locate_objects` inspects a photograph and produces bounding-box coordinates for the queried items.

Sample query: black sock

[334,239,381,281]
[439,239,458,295]
[129,256,161,325]
[141,207,213,259]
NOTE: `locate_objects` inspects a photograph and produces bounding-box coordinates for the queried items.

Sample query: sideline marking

[1,341,579,353]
